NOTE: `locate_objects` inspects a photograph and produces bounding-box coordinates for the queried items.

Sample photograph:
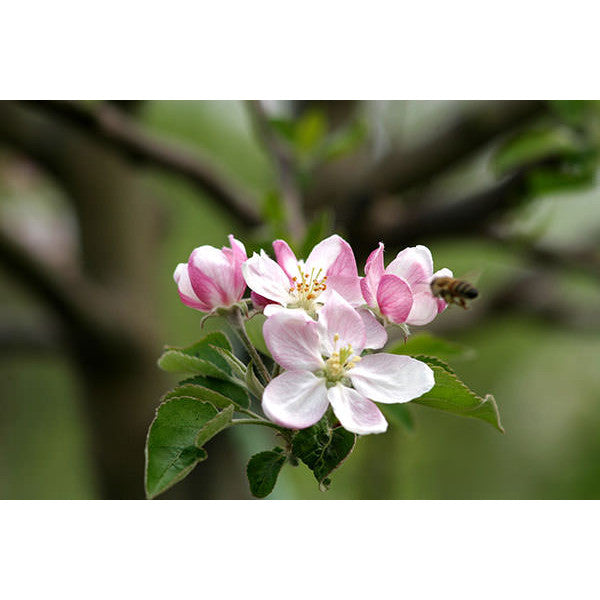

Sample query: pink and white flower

[362,243,452,326]
[173,234,247,312]
[261,292,435,435]
[241,234,363,317]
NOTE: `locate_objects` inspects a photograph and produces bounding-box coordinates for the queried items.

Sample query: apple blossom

[261,292,435,435]
[173,234,247,312]
[241,234,363,317]
[362,243,452,326]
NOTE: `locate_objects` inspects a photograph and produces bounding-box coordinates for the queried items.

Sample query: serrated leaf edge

[413,365,505,433]
[144,398,233,499]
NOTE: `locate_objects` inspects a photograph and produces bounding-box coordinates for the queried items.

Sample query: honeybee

[430,276,479,309]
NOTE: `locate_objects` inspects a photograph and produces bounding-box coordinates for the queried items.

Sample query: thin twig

[20,100,263,228]
[247,100,306,242]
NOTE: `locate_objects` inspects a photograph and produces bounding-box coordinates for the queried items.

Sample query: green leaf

[526,155,597,196]
[268,118,296,143]
[493,126,585,176]
[292,418,356,490]
[145,398,234,499]
[410,359,504,433]
[245,314,271,358]
[294,109,327,154]
[381,403,415,431]
[390,332,474,361]
[246,448,286,498]
[211,345,247,379]
[412,354,455,373]
[157,332,233,379]
[321,118,367,162]
[244,361,265,400]
[177,375,250,409]
[261,190,286,230]
[549,100,594,126]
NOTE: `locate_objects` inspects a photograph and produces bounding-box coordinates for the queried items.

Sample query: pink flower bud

[173,235,247,312]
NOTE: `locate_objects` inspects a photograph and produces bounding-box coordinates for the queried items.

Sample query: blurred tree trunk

[0,103,249,499]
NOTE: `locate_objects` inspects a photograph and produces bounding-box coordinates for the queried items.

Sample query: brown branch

[20,100,263,228]
[0,318,62,355]
[0,227,131,359]
[246,100,306,241]
[349,168,530,252]
[364,100,549,195]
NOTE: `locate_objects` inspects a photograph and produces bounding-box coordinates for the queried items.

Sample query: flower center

[288,264,328,312]
[323,333,361,384]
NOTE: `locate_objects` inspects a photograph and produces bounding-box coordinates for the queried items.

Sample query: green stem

[237,406,268,421]
[232,418,286,432]
[228,307,272,385]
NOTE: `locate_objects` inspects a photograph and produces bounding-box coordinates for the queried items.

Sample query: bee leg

[458,298,468,310]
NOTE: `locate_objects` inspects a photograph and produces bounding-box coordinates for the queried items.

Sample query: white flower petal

[262,371,329,429]
[430,268,454,313]
[357,308,388,350]
[385,245,433,286]
[263,309,324,371]
[241,250,293,305]
[318,291,366,356]
[349,353,434,404]
[432,267,453,281]
[328,384,388,435]
[406,288,439,326]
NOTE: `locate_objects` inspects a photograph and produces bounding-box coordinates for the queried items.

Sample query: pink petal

[241,250,293,306]
[263,309,324,371]
[361,242,385,306]
[357,308,388,350]
[227,234,248,299]
[376,274,413,324]
[327,384,388,435]
[262,371,329,429]
[386,245,433,287]
[323,237,364,306]
[349,353,434,404]
[318,291,366,356]
[250,290,273,310]
[173,263,210,311]
[188,246,233,308]
[273,239,298,281]
[304,234,346,273]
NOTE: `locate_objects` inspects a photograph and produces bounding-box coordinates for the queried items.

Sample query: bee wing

[456,270,482,286]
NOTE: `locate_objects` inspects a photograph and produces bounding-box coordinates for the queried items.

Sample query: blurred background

[1,100,599,499]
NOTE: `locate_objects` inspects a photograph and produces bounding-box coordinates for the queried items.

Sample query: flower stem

[231,418,285,432]
[228,307,272,385]
[237,406,268,421]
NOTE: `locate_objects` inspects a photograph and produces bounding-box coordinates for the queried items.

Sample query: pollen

[324,335,360,383]
[288,263,329,312]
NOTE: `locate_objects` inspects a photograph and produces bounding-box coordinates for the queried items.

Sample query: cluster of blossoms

[173,234,452,435]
